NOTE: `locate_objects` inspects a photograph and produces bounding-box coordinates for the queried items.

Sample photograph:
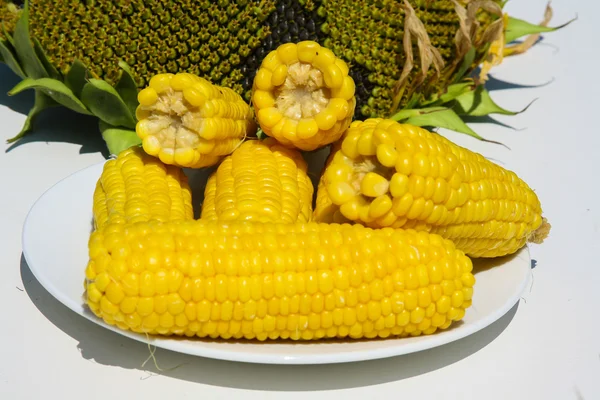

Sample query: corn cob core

[253,41,356,151]
[93,146,194,230]
[136,73,257,169]
[314,119,549,258]
[84,220,475,341]
[201,139,314,223]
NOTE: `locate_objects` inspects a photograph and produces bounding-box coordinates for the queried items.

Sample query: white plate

[22,162,532,365]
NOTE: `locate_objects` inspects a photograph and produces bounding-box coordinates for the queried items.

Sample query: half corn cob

[93,146,194,229]
[201,139,314,223]
[136,72,257,169]
[84,220,475,341]
[252,41,356,151]
[314,118,549,258]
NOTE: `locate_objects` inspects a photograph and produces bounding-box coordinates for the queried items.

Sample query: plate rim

[22,161,532,365]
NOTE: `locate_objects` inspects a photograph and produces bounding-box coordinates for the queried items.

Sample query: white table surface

[1,1,598,398]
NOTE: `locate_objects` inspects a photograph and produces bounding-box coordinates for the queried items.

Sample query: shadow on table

[0,64,108,157]
[20,254,518,391]
[484,73,555,93]
[0,64,34,115]
[462,115,525,133]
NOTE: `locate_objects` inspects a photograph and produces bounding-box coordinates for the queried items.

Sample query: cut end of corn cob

[136,73,257,169]
[314,118,546,258]
[84,220,475,341]
[201,138,314,223]
[252,41,356,152]
[528,217,551,244]
[93,146,194,229]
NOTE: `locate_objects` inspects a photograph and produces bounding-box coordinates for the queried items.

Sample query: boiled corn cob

[252,41,356,151]
[84,220,475,341]
[93,146,194,230]
[136,72,257,169]
[314,118,549,258]
[201,139,314,223]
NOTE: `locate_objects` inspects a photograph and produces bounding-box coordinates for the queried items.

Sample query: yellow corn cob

[252,41,356,151]
[135,72,257,168]
[201,138,314,223]
[84,220,475,341]
[314,118,550,258]
[93,146,194,229]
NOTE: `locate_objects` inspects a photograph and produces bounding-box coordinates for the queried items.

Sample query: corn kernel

[327,98,350,120]
[277,43,299,65]
[369,195,393,219]
[315,110,337,131]
[327,182,355,204]
[183,87,207,107]
[253,90,275,109]
[361,172,389,198]
[254,68,273,91]
[138,87,158,106]
[297,118,319,139]
[297,41,320,62]
[376,144,399,167]
[271,64,288,87]
[148,74,172,93]
[323,64,344,88]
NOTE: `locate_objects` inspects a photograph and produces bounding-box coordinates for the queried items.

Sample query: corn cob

[201,139,314,223]
[135,72,257,169]
[93,146,194,230]
[252,41,356,151]
[84,219,475,341]
[314,118,549,258]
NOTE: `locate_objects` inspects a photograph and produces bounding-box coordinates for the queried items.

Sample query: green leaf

[422,81,474,107]
[9,77,91,115]
[403,107,486,140]
[439,82,474,104]
[6,91,58,143]
[12,0,47,79]
[453,85,529,116]
[65,59,90,98]
[99,120,141,156]
[453,47,476,83]
[33,37,61,80]
[115,60,139,119]
[505,16,574,44]
[0,39,25,78]
[81,78,136,129]
[390,106,447,122]
[1,21,15,47]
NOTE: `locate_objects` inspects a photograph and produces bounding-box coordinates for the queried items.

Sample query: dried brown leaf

[391,0,445,112]
[453,0,472,60]
[451,0,503,77]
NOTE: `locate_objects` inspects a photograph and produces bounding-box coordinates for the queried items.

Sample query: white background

[1,0,598,398]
